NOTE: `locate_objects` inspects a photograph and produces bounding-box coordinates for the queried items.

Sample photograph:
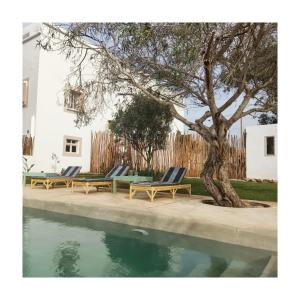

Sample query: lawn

[181,178,277,202]
[25,173,277,202]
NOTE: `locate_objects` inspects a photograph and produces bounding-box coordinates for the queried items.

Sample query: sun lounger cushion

[61,166,82,177]
[31,166,82,179]
[74,178,113,183]
[105,165,129,178]
[131,181,180,187]
[161,167,187,184]
[131,167,187,187]
[73,165,129,182]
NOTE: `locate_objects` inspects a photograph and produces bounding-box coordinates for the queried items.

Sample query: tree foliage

[109,94,173,172]
[258,112,277,125]
[39,23,277,138]
[39,23,277,207]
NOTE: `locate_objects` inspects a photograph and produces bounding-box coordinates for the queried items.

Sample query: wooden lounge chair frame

[129,167,191,202]
[71,165,129,194]
[30,166,81,190]
[71,180,112,194]
[129,183,192,202]
[31,177,73,190]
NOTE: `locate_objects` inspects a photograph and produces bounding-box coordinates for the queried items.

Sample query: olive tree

[258,112,277,125]
[38,23,277,207]
[109,94,173,173]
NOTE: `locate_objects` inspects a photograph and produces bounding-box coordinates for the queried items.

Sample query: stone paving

[23,185,277,252]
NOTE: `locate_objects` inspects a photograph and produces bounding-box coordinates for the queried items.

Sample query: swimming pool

[23,207,276,277]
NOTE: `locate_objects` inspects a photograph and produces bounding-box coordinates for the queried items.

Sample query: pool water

[23,208,276,277]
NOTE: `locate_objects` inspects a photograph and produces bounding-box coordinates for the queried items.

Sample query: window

[64,89,82,112]
[265,136,275,156]
[63,136,82,157]
[23,79,29,107]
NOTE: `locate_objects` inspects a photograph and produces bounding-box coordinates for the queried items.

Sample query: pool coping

[23,186,277,253]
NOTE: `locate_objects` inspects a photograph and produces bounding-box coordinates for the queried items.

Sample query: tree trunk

[146,157,152,176]
[201,142,245,207]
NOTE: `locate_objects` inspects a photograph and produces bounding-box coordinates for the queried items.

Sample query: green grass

[26,173,277,202]
[79,174,277,202]
[181,178,277,202]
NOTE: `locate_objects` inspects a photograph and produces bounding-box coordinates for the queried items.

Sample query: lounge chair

[72,165,129,194]
[31,166,82,190]
[129,167,191,202]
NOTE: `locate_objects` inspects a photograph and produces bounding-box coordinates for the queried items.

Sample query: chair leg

[146,190,152,201]
[31,180,38,189]
[150,189,158,202]
[153,190,158,202]
[84,183,89,194]
[44,180,50,190]
[130,188,137,199]
[171,189,176,199]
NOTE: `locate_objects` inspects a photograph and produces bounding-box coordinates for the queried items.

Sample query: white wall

[246,124,277,180]
[31,43,116,173]
[23,23,186,173]
[22,24,41,136]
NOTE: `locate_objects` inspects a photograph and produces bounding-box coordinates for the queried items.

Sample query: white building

[246,124,277,180]
[23,23,185,173]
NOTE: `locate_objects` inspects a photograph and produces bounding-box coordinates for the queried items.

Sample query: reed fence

[90,131,246,179]
[22,134,34,156]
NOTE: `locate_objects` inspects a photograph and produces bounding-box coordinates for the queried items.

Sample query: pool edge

[23,195,277,253]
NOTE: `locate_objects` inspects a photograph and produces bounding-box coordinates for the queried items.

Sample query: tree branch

[240,105,276,118]
[203,32,218,119]
[214,23,250,62]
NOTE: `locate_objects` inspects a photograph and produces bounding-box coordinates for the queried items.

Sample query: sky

[184,91,259,137]
[185,106,258,137]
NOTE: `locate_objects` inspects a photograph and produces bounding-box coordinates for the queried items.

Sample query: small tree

[109,94,173,173]
[258,112,277,125]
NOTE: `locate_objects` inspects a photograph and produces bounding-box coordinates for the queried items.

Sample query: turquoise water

[23,208,275,277]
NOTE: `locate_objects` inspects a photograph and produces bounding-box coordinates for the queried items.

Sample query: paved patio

[23,185,277,252]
